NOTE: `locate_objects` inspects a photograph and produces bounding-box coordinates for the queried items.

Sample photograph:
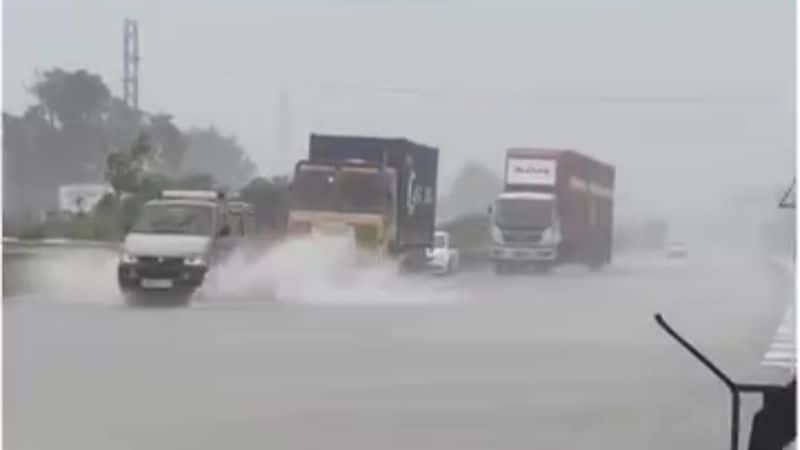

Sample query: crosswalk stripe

[769,342,796,350]
[761,297,795,370]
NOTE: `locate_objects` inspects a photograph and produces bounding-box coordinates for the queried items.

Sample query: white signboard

[58,184,112,213]
[506,158,557,186]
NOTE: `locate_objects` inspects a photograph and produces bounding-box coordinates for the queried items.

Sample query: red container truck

[489,148,615,273]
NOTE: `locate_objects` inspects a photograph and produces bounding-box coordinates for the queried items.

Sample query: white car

[665,241,688,259]
[426,230,460,275]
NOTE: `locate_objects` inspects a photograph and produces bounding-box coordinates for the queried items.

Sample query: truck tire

[532,262,554,274]
[494,261,508,275]
[588,261,604,272]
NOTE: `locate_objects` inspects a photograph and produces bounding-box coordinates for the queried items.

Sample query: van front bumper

[117,260,207,292]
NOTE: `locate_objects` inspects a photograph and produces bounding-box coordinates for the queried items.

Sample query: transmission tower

[277,88,291,172]
[123,18,140,111]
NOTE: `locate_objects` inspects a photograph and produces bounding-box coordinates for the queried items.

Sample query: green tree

[29,68,111,130]
[174,173,217,190]
[105,132,152,195]
[182,126,257,188]
[240,175,291,232]
[148,114,187,175]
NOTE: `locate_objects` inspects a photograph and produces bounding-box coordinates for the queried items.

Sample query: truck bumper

[491,246,557,262]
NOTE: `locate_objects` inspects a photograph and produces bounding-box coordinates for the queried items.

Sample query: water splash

[203,235,462,306]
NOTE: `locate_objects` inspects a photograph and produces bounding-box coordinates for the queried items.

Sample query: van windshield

[131,203,215,236]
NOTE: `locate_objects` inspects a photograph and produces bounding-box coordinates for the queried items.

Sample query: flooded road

[4,243,794,450]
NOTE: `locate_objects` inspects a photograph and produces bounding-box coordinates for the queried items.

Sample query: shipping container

[307,134,439,249]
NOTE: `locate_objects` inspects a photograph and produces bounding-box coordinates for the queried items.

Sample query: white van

[117,190,253,305]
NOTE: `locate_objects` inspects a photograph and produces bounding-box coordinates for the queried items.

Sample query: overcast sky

[3,0,795,226]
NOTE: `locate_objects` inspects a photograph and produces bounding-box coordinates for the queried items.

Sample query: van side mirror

[218,224,231,237]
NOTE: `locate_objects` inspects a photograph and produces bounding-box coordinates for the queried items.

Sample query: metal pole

[732,392,740,450]
[654,314,739,450]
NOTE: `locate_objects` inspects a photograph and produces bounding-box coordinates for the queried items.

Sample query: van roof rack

[160,190,225,200]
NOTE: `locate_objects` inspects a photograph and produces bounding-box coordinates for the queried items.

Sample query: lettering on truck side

[506,158,557,186]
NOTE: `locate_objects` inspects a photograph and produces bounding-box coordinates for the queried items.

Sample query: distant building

[58,184,113,214]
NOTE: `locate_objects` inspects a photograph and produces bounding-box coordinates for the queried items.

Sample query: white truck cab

[489,191,562,273]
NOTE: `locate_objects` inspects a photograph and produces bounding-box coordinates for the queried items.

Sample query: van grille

[138,256,184,267]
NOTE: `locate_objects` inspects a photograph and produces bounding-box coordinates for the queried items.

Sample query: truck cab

[287,134,439,268]
[288,160,398,260]
[117,190,250,305]
[489,148,614,274]
[489,191,561,273]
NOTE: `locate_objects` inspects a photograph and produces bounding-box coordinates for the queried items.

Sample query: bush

[240,175,290,234]
[17,223,47,240]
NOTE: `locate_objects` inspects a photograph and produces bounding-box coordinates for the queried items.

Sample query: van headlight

[184,255,207,266]
[119,252,138,264]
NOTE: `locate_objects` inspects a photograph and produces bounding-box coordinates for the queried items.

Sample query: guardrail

[3,237,120,250]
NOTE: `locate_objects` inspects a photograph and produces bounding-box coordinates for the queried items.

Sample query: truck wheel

[533,262,553,274]
[122,291,142,307]
[587,259,605,272]
[493,262,506,275]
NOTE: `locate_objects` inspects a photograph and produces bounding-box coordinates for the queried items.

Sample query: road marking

[762,303,796,371]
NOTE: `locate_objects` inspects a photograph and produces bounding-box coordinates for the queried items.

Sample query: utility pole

[122,18,140,111]
[277,88,291,174]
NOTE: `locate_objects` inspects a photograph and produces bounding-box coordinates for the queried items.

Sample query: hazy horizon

[4,0,795,222]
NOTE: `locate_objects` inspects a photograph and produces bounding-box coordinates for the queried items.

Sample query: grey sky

[3,0,795,224]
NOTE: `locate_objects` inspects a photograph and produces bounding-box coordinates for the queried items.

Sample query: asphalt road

[4,241,794,450]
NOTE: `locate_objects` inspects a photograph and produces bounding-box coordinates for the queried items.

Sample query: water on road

[3,240,794,450]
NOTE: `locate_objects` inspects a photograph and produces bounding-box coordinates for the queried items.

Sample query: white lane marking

[762,301,796,370]
[761,256,795,370]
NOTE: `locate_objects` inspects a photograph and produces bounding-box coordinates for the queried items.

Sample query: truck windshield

[292,166,390,214]
[494,197,554,229]
[292,167,338,211]
[337,169,390,213]
[131,203,215,236]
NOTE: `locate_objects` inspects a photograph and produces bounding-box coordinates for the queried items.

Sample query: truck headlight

[490,225,504,244]
[541,227,560,245]
[184,255,207,266]
[119,252,138,264]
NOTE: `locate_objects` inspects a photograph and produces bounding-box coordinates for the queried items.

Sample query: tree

[438,162,502,223]
[240,175,291,232]
[174,173,217,190]
[105,132,152,195]
[29,68,111,130]
[182,126,258,189]
[4,66,258,234]
[148,114,186,175]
